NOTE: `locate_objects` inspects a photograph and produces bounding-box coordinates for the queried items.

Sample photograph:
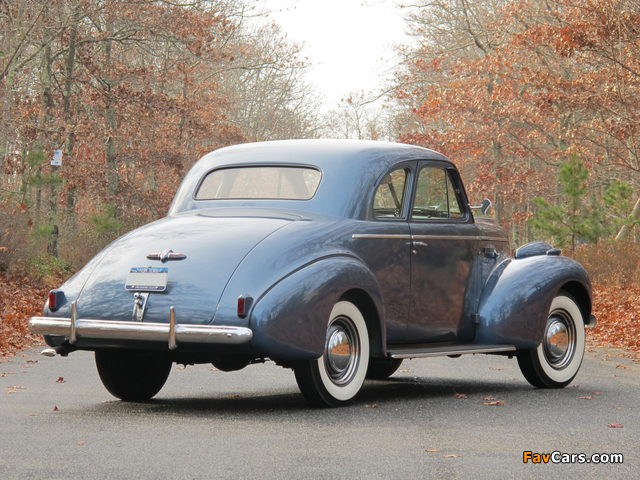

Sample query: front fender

[249,256,383,361]
[475,255,592,349]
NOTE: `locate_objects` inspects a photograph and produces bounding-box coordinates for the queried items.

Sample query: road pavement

[1,346,638,479]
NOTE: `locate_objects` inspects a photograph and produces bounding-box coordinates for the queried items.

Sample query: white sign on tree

[51,149,63,166]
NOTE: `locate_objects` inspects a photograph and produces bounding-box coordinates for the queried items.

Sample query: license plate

[125,267,168,292]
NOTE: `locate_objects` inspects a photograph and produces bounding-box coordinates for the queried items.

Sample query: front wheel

[95,349,172,401]
[294,301,369,407]
[517,292,585,388]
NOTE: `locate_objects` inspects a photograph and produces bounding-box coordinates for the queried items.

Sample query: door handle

[413,241,428,248]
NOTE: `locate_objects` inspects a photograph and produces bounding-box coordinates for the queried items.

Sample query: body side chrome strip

[351,234,411,239]
[353,234,508,243]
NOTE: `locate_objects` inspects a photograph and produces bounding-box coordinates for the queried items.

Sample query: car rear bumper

[29,305,252,351]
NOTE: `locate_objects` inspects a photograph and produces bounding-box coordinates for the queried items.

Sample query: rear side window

[373,168,408,218]
[195,166,322,200]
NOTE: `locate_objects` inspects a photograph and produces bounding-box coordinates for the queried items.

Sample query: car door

[407,161,478,344]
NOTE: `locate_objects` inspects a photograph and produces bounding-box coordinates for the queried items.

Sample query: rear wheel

[366,358,403,380]
[517,292,585,388]
[95,349,172,401]
[294,301,369,407]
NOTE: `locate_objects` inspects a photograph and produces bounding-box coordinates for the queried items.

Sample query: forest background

[1,0,639,356]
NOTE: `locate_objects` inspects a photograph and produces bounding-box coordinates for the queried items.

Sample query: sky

[265,0,409,110]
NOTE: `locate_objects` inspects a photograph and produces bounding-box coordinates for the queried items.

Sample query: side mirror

[481,198,493,216]
[470,198,493,217]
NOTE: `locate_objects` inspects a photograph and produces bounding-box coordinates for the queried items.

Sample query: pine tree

[530,153,601,250]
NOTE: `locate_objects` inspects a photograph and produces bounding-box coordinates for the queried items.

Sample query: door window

[412,167,464,220]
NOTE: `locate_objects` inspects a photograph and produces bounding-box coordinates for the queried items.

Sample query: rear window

[195,166,322,200]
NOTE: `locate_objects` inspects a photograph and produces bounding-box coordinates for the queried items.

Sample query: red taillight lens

[237,295,253,318]
[48,291,57,310]
[237,297,246,316]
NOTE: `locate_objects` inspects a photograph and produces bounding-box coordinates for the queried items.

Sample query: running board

[388,344,517,359]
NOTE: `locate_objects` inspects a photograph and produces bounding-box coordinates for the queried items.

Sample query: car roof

[168,139,452,219]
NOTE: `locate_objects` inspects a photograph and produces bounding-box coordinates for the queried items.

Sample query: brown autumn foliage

[573,243,640,353]
[0,272,49,357]
[393,0,640,244]
[1,0,319,273]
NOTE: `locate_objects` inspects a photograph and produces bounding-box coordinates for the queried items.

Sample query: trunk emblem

[147,249,187,262]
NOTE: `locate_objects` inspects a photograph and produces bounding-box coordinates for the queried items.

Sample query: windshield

[195,166,322,200]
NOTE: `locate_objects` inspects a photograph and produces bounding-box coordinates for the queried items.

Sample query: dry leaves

[6,386,25,394]
[425,449,439,452]
[589,284,640,353]
[443,454,462,458]
[0,272,49,357]
[453,392,468,399]
[56,377,65,383]
[365,404,380,408]
[482,400,504,406]
[607,423,624,428]
[580,396,594,400]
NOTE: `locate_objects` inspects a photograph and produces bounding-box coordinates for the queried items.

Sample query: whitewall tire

[294,301,369,407]
[517,292,586,388]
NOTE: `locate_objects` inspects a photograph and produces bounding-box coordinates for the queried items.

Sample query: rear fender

[249,256,383,361]
[475,255,592,349]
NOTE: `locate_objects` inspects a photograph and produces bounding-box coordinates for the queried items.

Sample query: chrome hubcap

[543,311,575,369]
[324,316,360,385]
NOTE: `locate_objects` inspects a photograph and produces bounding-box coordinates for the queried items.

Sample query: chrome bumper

[29,302,253,351]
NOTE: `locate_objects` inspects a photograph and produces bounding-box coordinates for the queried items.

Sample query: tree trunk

[616,195,640,241]
[104,14,118,198]
[64,5,80,227]
[43,21,59,257]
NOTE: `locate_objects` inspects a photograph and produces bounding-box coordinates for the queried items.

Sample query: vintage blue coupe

[29,140,596,407]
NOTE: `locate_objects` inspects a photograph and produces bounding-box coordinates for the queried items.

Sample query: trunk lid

[77,212,293,324]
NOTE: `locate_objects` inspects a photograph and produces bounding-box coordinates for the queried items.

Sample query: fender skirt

[249,256,383,361]
[475,255,592,350]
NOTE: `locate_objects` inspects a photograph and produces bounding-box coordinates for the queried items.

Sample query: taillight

[237,295,253,318]
[48,290,64,312]
[48,291,57,310]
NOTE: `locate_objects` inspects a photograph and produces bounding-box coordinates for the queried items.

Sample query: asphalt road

[1,346,638,480]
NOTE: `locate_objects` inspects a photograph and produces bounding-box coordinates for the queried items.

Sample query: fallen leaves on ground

[6,386,25,394]
[425,449,439,452]
[453,392,468,399]
[56,377,65,383]
[0,272,50,357]
[365,404,380,408]
[590,284,640,353]
[607,423,624,428]
[482,400,504,406]
[443,454,462,458]
[580,396,594,400]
